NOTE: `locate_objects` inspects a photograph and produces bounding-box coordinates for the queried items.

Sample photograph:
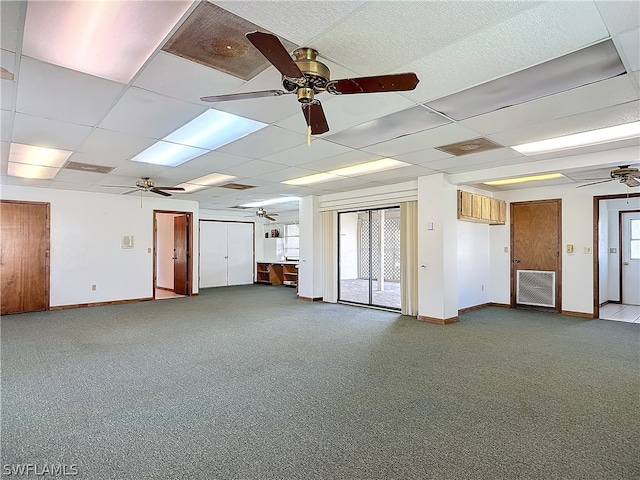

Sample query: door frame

[153,210,193,297]
[619,210,640,304]
[510,199,562,312]
[592,193,640,317]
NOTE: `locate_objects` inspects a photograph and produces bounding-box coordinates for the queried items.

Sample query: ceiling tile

[595,1,640,36]
[1,50,16,110]
[395,148,452,166]
[219,159,287,177]
[1,110,13,142]
[616,28,640,72]
[262,138,351,166]
[134,51,245,104]
[76,128,157,167]
[425,40,624,121]
[0,0,23,53]
[362,123,481,158]
[403,1,611,104]
[99,87,206,139]
[12,113,92,151]
[299,149,382,173]
[108,162,173,180]
[459,74,639,135]
[353,164,438,184]
[218,125,307,158]
[256,166,320,183]
[175,150,254,175]
[313,1,540,76]
[16,58,126,126]
[52,169,109,185]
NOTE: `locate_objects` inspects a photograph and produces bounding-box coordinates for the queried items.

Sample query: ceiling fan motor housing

[282,48,331,101]
[136,177,154,190]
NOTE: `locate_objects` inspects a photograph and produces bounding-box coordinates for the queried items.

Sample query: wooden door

[173,214,189,295]
[0,201,50,314]
[511,199,561,312]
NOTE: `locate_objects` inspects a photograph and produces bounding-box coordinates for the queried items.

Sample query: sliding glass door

[338,207,401,310]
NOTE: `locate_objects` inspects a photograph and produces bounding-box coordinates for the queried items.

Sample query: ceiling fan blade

[102,184,136,188]
[265,215,277,221]
[302,101,329,135]
[326,72,419,95]
[152,187,185,191]
[246,31,304,79]
[150,188,172,197]
[201,90,287,103]
[624,177,640,187]
[576,179,614,188]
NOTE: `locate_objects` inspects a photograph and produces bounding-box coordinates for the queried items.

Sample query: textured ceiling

[1,0,639,216]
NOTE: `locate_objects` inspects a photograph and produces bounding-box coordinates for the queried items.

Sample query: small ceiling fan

[103,177,185,196]
[576,166,640,188]
[200,31,420,135]
[254,207,278,221]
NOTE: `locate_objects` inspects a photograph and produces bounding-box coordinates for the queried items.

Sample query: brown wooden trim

[489,302,511,308]
[458,303,490,314]
[155,286,174,292]
[417,315,459,324]
[154,210,194,297]
[298,296,323,302]
[561,310,596,319]
[50,297,153,310]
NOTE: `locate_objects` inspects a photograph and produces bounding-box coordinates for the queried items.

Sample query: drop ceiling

[1,0,639,216]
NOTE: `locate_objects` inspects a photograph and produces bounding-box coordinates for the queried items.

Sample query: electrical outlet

[503,246,508,253]
[583,247,592,254]
[91,284,96,291]
[481,285,484,291]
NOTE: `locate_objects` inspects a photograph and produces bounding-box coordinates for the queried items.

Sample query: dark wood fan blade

[246,31,303,79]
[576,179,614,188]
[624,177,640,187]
[101,184,135,188]
[150,188,172,197]
[327,73,419,94]
[152,187,185,191]
[301,102,329,135]
[265,215,276,221]
[201,90,287,103]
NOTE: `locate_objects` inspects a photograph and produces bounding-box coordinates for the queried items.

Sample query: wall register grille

[516,270,555,307]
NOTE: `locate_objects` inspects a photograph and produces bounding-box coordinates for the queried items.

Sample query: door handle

[623,262,629,265]
[514,259,520,263]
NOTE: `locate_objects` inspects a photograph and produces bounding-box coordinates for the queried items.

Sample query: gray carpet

[2,285,639,479]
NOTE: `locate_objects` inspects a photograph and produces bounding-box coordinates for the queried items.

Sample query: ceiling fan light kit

[200,31,420,135]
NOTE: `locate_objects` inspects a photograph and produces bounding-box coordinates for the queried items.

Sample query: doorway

[510,199,562,312]
[338,207,401,310]
[154,210,193,299]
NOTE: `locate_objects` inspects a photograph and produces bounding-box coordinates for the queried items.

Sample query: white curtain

[322,210,338,303]
[400,201,418,316]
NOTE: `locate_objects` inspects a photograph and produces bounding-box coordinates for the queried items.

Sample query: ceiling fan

[254,207,278,221]
[200,31,420,135]
[577,166,640,188]
[103,177,185,196]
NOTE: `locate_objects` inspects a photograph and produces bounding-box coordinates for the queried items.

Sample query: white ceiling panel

[0,0,23,53]
[362,123,482,158]
[176,150,254,175]
[616,28,640,72]
[299,149,382,172]
[108,162,173,180]
[52,169,108,185]
[354,164,439,184]
[489,100,640,146]
[12,113,92,151]
[1,49,16,110]
[218,125,307,158]
[311,177,382,193]
[213,1,366,46]
[134,51,245,104]
[263,139,351,167]
[16,57,126,126]
[76,128,157,167]
[99,87,206,139]
[219,159,288,177]
[403,1,611,104]
[313,1,540,76]
[1,110,13,142]
[459,75,639,135]
[595,1,640,36]
[256,166,321,183]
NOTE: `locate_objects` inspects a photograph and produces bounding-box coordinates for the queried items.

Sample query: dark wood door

[511,199,561,312]
[0,201,50,314]
[173,214,189,295]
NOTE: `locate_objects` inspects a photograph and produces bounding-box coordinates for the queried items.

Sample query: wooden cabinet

[457,190,506,225]
[256,262,283,285]
[282,264,298,288]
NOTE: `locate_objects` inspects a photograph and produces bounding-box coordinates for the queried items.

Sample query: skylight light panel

[22,1,193,83]
[9,143,72,167]
[283,173,339,186]
[483,173,565,186]
[241,197,300,208]
[8,162,59,180]
[176,173,238,192]
[330,159,408,176]
[130,141,208,167]
[164,110,267,150]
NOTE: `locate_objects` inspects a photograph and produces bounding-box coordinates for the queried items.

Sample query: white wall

[1,185,199,306]
[457,220,491,310]
[156,213,175,289]
[299,195,323,299]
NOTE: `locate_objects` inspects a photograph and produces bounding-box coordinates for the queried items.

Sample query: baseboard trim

[561,310,596,319]
[298,296,323,302]
[418,315,459,325]
[50,297,153,311]
[155,286,174,292]
[489,302,511,308]
[458,303,490,314]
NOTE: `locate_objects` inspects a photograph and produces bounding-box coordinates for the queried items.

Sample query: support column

[298,195,323,301]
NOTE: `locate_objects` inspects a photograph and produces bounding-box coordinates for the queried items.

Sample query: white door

[227,222,254,285]
[621,212,640,305]
[200,221,228,288]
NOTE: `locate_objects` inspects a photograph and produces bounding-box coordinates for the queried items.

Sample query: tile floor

[155,289,185,300]
[599,303,640,324]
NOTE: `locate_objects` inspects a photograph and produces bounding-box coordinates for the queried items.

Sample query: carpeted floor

[2,285,639,479]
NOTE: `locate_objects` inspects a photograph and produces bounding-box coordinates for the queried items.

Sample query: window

[284,223,299,260]
[631,218,640,260]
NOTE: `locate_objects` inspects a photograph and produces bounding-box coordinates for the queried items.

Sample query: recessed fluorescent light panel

[483,173,565,186]
[7,143,72,179]
[22,1,193,83]
[283,159,409,186]
[176,173,237,193]
[512,122,640,155]
[132,110,266,167]
[241,197,300,208]
[426,40,625,120]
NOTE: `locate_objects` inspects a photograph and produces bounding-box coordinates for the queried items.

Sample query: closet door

[200,221,228,288]
[227,222,254,285]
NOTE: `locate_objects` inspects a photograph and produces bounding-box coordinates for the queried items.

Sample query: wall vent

[516,270,555,307]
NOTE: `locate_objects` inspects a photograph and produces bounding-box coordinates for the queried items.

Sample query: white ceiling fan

[577,166,640,188]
